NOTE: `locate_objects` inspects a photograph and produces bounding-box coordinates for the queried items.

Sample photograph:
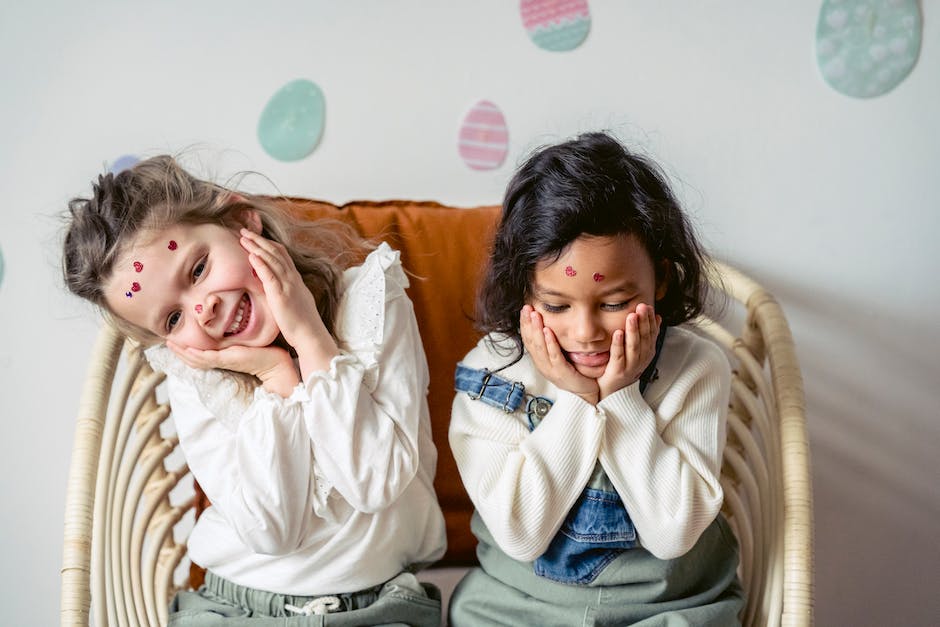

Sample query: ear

[655,260,670,301]
[234,208,263,234]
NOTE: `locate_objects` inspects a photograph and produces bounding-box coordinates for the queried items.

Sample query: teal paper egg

[258,79,326,161]
[816,0,922,98]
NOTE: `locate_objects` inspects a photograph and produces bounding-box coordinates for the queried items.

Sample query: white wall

[1,2,937,625]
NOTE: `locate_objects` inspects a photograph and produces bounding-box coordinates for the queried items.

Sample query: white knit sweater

[449,325,730,561]
[145,243,446,595]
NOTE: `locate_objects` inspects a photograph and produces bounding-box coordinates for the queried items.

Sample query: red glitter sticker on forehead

[593,273,605,282]
[168,240,178,250]
[133,261,143,272]
[565,265,577,277]
[131,282,141,292]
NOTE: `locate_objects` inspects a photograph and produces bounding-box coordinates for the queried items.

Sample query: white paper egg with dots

[520,0,591,52]
[458,100,509,171]
[816,0,922,98]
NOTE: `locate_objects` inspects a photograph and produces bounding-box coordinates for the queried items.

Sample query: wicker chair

[60,201,813,626]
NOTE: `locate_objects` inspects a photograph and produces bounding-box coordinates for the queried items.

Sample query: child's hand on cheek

[167,340,299,397]
[521,305,599,406]
[597,303,661,401]
[240,229,338,375]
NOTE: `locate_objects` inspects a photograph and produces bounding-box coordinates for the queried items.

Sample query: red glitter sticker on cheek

[593,273,605,282]
[565,265,577,277]
[133,261,143,272]
[131,282,141,292]
[168,240,178,250]
[194,304,203,314]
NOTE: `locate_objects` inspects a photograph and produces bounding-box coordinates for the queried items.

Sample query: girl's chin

[573,366,604,378]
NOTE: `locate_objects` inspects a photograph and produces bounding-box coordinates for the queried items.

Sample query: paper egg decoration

[458,100,509,171]
[108,154,139,174]
[816,0,922,98]
[520,0,591,52]
[258,79,326,161]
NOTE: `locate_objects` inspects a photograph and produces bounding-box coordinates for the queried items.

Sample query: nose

[572,308,605,345]
[193,293,220,326]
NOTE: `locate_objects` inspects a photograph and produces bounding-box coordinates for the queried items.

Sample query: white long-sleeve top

[145,243,446,595]
[449,325,730,562]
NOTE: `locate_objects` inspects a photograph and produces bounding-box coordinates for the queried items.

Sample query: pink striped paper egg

[521,0,591,52]
[458,100,509,171]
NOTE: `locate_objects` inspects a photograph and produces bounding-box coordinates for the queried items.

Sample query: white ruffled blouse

[145,243,446,596]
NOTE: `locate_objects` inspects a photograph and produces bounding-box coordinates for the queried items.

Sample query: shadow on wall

[726,262,940,626]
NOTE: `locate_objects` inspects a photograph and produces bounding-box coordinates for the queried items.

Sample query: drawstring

[285,595,341,616]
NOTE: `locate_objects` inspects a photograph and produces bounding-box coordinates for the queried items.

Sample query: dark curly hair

[477,131,710,359]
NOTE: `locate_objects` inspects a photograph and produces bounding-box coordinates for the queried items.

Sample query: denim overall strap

[532,325,668,584]
[454,364,527,413]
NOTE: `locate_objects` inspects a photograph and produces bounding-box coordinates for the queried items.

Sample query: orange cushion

[287,199,501,566]
[192,199,499,586]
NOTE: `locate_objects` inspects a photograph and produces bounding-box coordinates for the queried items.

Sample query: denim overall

[454,328,667,585]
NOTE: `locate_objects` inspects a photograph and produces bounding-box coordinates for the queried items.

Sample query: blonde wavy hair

[63,155,370,383]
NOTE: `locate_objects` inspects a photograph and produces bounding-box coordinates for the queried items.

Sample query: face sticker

[593,273,605,282]
[125,291,133,298]
[133,261,143,273]
[167,240,178,251]
[194,304,203,314]
[565,265,577,277]
[131,282,141,292]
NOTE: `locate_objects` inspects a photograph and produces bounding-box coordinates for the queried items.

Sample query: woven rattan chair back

[61,260,813,626]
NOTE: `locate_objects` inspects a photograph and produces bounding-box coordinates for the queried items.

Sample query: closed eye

[601,301,631,311]
[539,303,567,314]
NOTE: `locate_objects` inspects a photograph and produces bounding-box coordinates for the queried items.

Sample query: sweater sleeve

[596,336,730,559]
[292,246,430,514]
[449,350,607,561]
[164,375,319,557]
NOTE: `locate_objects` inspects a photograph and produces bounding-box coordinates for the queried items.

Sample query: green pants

[169,570,441,626]
[449,513,744,626]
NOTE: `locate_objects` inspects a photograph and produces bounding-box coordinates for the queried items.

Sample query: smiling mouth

[566,351,610,368]
[224,294,251,336]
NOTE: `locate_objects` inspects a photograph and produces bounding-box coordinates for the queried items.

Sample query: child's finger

[542,327,565,365]
[243,237,288,278]
[241,229,290,265]
[608,329,625,368]
[625,313,640,364]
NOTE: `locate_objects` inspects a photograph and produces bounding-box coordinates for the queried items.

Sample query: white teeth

[226,296,248,334]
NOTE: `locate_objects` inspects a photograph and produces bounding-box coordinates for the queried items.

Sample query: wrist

[257,355,300,398]
[576,391,599,406]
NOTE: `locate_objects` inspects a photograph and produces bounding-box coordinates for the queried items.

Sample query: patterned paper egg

[816,0,922,98]
[458,100,509,171]
[108,154,139,174]
[520,0,591,52]
[257,79,325,161]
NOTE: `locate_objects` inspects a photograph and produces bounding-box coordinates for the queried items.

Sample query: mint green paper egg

[258,79,326,161]
[816,0,922,98]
